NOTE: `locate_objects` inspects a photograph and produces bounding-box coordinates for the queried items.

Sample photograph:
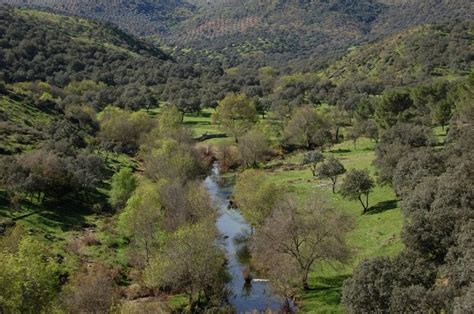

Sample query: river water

[204,163,286,313]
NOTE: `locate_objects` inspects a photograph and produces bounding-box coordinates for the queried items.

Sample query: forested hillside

[0,6,232,119]
[1,0,472,68]
[0,0,196,36]
[0,3,472,314]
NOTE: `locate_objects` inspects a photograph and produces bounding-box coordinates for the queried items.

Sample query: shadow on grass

[0,191,9,208]
[331,149,351,154]
[303,275,350,306]
[12,190,107,232]
[37,200,91,232]
[183,120,211,126]
[367,199,398,215]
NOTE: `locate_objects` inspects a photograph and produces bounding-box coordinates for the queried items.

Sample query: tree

[347,125,363,150]
[375,90,414,129]
[118,179,162,267]
[143,139,206,184]
[392,148,445,197]
[255,97,272,119]
[233,170,283,231]
[109,168,137,209]
[97,106,155,154]
[213,92,257,142]
[317,156,346,193]
[238,124,271,168]
[215,143,241,172]
[340,169,375,214]
[144,223,227,310]
[283,106,332,150]
[302,150,324,176]
[140,105,194,149]
[342,257,396,313]
[363,119,379,143]
[159,180,215,232]
[252,197,353,290]
[431,99,452,130]
[374,123,435,185]
[325,106,351,143]
[0,237,60,313]
[62,264,118,313]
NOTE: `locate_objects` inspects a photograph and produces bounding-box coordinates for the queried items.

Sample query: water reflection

[204,163,290,313]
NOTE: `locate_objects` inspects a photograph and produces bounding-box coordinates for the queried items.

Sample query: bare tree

[252,197,353,290]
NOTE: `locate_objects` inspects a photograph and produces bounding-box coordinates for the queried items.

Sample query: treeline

[202,73,470,174]
[343,75,474,313]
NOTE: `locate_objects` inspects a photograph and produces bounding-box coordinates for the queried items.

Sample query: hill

[0,6,228,113]
[0,0,195,36]
[316,21,474,106]
[1,0,471,69]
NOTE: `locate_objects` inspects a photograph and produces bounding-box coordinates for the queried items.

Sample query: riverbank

[205,162,290,312]
[186,113,404,313]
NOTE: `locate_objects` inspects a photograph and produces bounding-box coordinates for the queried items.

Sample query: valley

[0,2,473,313]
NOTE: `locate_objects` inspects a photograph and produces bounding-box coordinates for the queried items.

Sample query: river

[204,163,287,313]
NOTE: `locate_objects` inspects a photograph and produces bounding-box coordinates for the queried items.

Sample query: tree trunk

[365,193,369,212]
[302,272,310,290]
[144,240,150,266]
[303,279,309,290]
[359,195,368,214]
[331,177,337,193]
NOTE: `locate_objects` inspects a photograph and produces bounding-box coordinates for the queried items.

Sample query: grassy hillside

[0,6,226,116]
[0,94,55,154]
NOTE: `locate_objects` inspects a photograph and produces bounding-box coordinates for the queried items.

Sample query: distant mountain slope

[0,5,173,84]
[0,0,472,68]
[324,21,474,88]
[0,0,196,36]
[169,0,473,68]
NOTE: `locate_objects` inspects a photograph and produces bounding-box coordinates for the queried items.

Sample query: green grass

[0,150,135,272]
[183,109,221,137]
[0,95,54,153]
[264,138,404,312]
